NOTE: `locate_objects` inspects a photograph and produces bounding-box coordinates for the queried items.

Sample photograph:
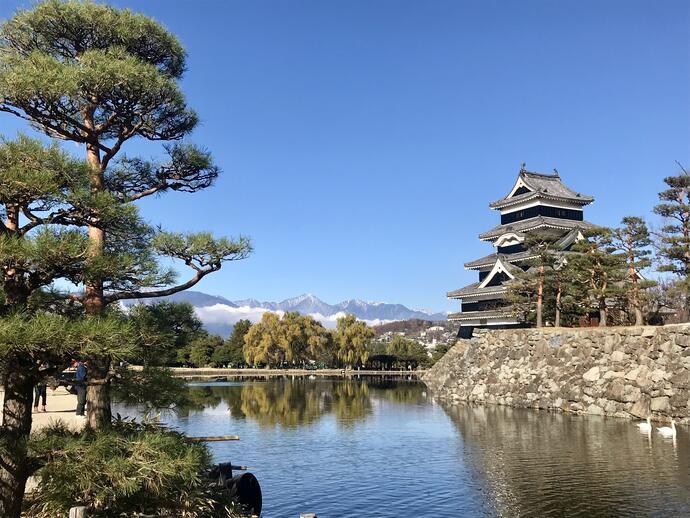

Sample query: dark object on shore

[208,462,262,516]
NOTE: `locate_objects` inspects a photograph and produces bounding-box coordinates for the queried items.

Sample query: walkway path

[0,386,85,432]
[31,387,86,431]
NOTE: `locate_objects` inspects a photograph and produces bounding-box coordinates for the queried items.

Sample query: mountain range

[233,293,447,321]
[125,291,448,336]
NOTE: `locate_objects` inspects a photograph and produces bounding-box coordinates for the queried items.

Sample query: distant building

[448,167,595,338]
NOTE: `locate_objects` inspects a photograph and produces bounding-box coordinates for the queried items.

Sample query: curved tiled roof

[465,229,581,268]
[479,216,594,241]
[447,282,508,299]
[464,250,536,269]
[490,171,594,209]
[448,309,514,321]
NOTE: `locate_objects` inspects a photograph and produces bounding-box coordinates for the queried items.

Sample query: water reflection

[442,403,690,517]
[181,376,427,429]
[145,379,690,517]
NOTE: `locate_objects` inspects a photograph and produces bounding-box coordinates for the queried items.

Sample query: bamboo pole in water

[185,435,240,442]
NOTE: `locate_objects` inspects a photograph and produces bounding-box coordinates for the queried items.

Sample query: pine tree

[505,232,561,327]
[128,302,206,366]
[541,256,592,327]
[0,135,91,517]
[653,166,690,308]
[609,217,654,325]
[0,1,252,430]
[566,227,627,326]
[211,319,251,367]
[505,270,539,325]
[524,233,561,327]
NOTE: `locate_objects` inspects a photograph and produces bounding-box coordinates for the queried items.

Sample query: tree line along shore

[128,303,445,371]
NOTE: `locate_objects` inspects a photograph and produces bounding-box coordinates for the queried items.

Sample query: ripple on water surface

[156,378,690,518]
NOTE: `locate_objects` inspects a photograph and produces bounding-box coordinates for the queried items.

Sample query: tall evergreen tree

[542,258,585,327]
[505,232,561,327]
[609,217,654,325]
[128,301,205,366]
[523,233,561,327]
[0,1,252,429]
[211,319,251,367]
[653,166,690,306]
[566,227,627,326]
[0,135,91,517]
[505,270,539,325]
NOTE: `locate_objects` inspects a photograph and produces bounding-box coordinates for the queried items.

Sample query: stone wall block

[583,366,600,382]
[628,395,650,418]
[650,396,671,412]
[675,334,690,348]
[670,370,690,388]
[610,350,628,363]
[604,379,625,402]
[625,366,641,381]
[622,385,642,403]
[669,391,690,411]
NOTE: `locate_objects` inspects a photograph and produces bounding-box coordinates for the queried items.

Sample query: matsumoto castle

[448,167,594,338]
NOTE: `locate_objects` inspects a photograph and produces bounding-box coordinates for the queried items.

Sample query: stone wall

[423,324,690,424]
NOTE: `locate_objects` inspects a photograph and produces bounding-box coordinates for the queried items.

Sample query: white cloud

[192,304,395,329]
[304,311,394,328]
[194,304,283,327]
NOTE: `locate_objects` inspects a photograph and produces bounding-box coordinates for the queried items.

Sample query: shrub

[26,419,240,517]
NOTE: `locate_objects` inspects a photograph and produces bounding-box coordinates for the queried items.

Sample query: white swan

[657,419,677,438]
[637,416,652,433]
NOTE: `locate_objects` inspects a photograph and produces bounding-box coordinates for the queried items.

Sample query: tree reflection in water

[179,376,428,429]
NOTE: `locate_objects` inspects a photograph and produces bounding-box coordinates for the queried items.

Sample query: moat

[158,377,689,517]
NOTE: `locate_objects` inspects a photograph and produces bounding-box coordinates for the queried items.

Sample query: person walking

[74,359,88,417]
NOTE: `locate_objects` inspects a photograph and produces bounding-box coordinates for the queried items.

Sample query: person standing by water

[33,362,51,413]
[33,381,47,413]
[74,359,87,417]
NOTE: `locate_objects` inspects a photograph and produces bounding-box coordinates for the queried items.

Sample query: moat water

[161,377,690,517]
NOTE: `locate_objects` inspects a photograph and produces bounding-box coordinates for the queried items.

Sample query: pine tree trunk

[629,263,643,326]
[86,379,111,429]
[536,268,544,328]
[634,307,643,327]
[1,223,35,518]
[0,356,35,518]
[82,113,113,430]
[555,287,562,328]
[599,298,607,327]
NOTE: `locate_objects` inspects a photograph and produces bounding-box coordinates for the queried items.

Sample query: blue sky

[1,0,689,312]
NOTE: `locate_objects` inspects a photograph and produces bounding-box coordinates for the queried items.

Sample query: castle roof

[449,256,522,299]
[490,170,594,210]
[464,250,536,270]
[448,308,513,321]
[447,282,508,299]
[479,216,594,241]
[464,229,583,269]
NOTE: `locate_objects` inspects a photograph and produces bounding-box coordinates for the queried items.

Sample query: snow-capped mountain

[273,293,339,316]
[123,291,237,308]
[231,293,447,321]
[126,290,448,336]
